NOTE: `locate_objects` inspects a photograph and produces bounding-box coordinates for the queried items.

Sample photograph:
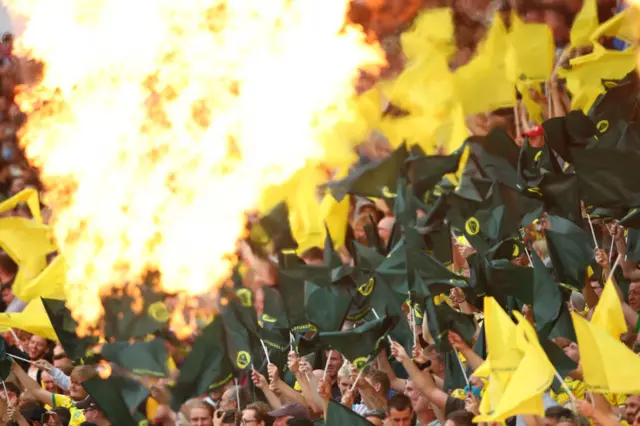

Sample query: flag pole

[259,339,271,365]
[289,332,296,352]
[586,214,599,248]
[372,309,393,345]
[7,354,34,364]
[1,380,8,404]
[234,378,240,412]
[408,292,417,348]
[349,358,370,392]
[554,370,577,414]
[606,255,622,283]
[9,329,24,352]
[453,347,469,386]
[523,246,534,267]
[323,350,333,381]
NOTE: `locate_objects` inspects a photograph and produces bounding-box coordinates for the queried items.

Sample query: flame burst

[6,0,383,326]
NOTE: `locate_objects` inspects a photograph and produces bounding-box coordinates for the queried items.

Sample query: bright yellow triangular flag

[476,297,525,416]
[320,168,351,249]
[0,188,43,223]
[289,165,326,254]
[570,0,598,47]
[590,6,639,44]
[475,311,554,422]
[572,312,640,394]
[0,297,59,341]
[454,15,515,115]
[0,217,57,270]
[401,8,455,60]
[591,278,627,340]
[507,23,554,83]
[560,45,635,112]
[13,255,67,303]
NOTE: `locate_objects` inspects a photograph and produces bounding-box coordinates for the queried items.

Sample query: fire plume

[5,0,384,327]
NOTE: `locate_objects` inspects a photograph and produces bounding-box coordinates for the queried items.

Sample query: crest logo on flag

[465,217,480,236]
[236,351,251,369]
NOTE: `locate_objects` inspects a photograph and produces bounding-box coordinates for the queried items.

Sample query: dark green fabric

[545,215,595,291]
[620,207,640,229]
[41,298,98,362]
[101,339,168,378]
[627,228,640,263]
[0,338,12,380]
[170,317,234,410]
[253,201,298,253]
[571,147,640,209]
[101,285,169,341]
[298,315,397,370]
[531,250,563,336]
[83,375,149,426]
[542,111,595,163]
[328,143,408,203]
[325,401,375,425]
[409,148,462,200]
[425,297,476,353]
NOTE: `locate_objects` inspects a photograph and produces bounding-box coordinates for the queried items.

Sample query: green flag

[447,182,540,254]
[626,228,640,263]
[328,144,408,203]
[542,110,594,163]
[259,287,291,369]
[82,375,149,426]
[305,278,352,332]
[325,400,375,425]
[620,207,640,229]
[250,201,298,253]
[545,215,594,291]
[101,339,168,378]
[278,257,323,334]
[409,149,462,201]
[571,146,640,208]
[299,315,397,370]
[221,296,265,374]
[537,173,583,225]
[0,338,12,380]
[531,250,563,336]
[41,298,98,362]
[102,285,169,341]
[425,297,476,353]
[443,350,468,393]
[467,129,521,190]
[170,317,234,410]
[517,138,561,188]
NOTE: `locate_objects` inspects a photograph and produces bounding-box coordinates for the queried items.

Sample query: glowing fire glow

[6,0,384,327]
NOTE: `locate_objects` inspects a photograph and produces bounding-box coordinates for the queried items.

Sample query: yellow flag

[0,297,59,341]
[476,297,525,416]
[560,45,635,112]
[591,278,627,339]
[454,15,515,115]
[289,165,326,254]
[570,0,598,47]
[572,312,640,394]
[0,217,57,269]
[0,188,43,223]
[475,311,554,422]
[320,193,350,249]
[590,6,638,44]
[507,23,554,83]
[401,8,455,60]
[13,255,67,303]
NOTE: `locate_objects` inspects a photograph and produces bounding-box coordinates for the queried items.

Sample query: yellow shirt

[51,394,86,426]
[550,378,626,408]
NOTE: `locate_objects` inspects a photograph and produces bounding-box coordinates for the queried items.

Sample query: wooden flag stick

[372,309,393,345]
[453,347,469,386]
[586,214,599,248]
[323,350,333,381]
[259,339,271,365]
[7,354,34,364]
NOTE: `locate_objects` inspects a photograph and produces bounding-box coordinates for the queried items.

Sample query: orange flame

[5,0,384,327]
[97,361,112,379]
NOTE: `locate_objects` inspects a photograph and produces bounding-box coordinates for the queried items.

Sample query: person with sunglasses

[241,402,273,426]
